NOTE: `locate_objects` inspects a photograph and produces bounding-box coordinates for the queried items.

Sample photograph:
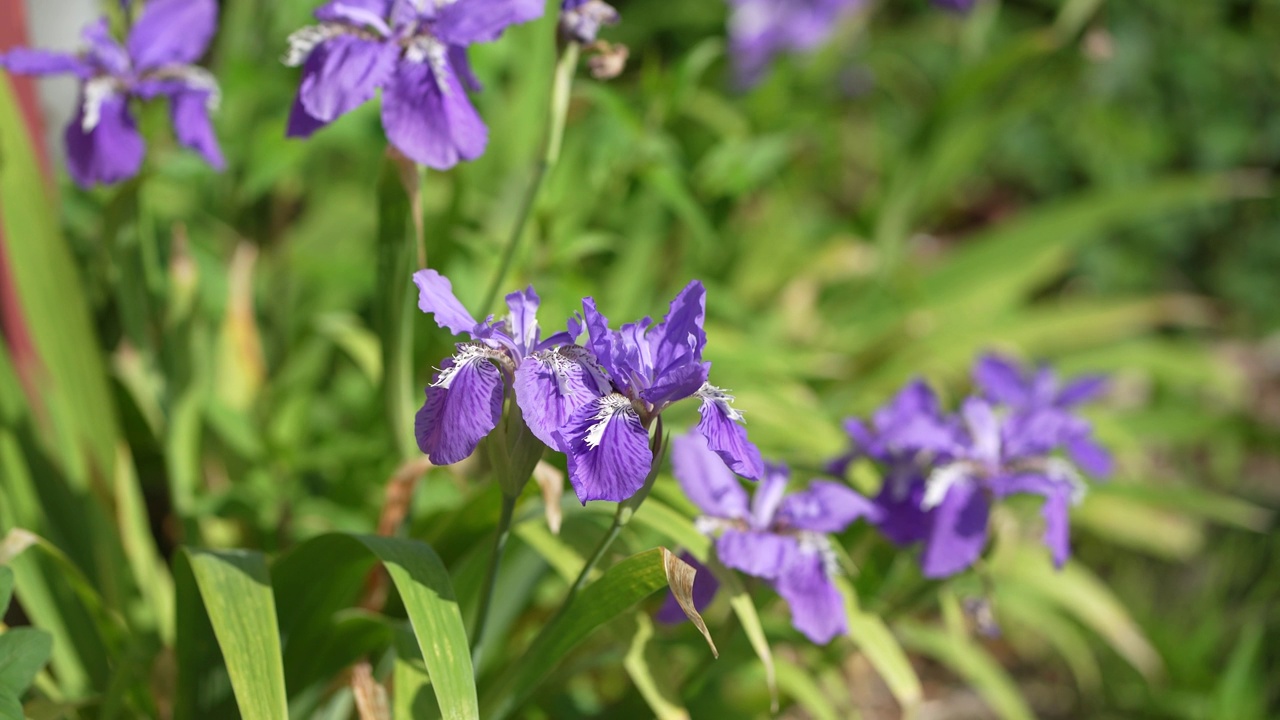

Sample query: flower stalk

[480,40,580,315]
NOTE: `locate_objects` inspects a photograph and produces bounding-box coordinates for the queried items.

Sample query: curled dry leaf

[661,548,718,658]
[533,460,565,535]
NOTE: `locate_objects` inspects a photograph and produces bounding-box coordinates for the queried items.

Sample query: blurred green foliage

[1,0,1278,718]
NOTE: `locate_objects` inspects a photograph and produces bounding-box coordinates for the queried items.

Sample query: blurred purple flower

[655,552,719,624]
[548,282,763,503]
[932,0,976,11]
[284,0,543,170]
[727,0,865,88]
[670,431,880,644]
[560,0,619,44]
[0,0,223,187]
[413,269,590,464]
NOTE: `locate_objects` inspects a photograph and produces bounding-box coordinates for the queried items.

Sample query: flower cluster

[660,431,881,644]
[283,0,544,170]
[833,354,1111,578]
[0,0,223,187]
[413,270,761,503]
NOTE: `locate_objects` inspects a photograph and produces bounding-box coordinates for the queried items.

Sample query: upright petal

[414,349,504,464]
[504,287,540,355]
[514,346,610,451]
[715,528,796,581]
[168,89,224,169]
[650,280,707,376]
[381,56,487,170]
[670,430,749,520]
[64,93,145,188]
[655,553,719,624]
[0,49,91,78]
[749,462,789,530]
[581,298,626,385]
[773,550,846,644]
[973,354,1030,406]
[1057,375,1107,408]
[778,480,881,534]
[128,0,219,70]
[694,384,764,480]
[434,0,546,46]
[557,394,652,503]
[920,482,990,579]
[82,19,130,76]
[298,35,397,123]
[413,269,480,337]
[961,398,1002,465]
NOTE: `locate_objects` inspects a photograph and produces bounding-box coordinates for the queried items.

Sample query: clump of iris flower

[556,282,763,503]
[283,0,543,170]
[663,431,881,644]
[725,0,865,88]
[834,354,1112,578]
[559,0,619,45]
[0,0,223,187]
[413,269,590,465]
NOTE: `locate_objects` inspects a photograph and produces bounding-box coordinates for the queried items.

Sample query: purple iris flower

[283,0,543,170]
[668,431,880,644]
[413,269,595,464]
[0,0,223,187]
[973,354,1112,477]
[559,0,620,44]
[932,0,976,11]
[726,0,865,88]
[548,282,763,503]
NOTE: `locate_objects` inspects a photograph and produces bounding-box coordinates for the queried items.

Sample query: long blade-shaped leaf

[175,549,288,720]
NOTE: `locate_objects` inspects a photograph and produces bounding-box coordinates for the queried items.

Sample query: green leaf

[623,614,691,720]
[175,548,288,720]
[0,627,52,699]
[896,621,1035,720]
[836,579,922,713]
[0,565,11,612]
[272,534,477,720]
[481,547,671,720]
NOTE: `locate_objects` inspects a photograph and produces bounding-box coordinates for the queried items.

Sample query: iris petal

[715,528,796,581]
[557,394,652,503]
[778,481,881,534]
[513,347,610,451]
[694,385,763,480]
[670,431,749,519]
[381,56,487,170]
[773,549,846,644]
[920,481,990,579]
[414,350,504,465]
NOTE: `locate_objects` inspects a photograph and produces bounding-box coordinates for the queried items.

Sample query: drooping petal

[655,552,719,624]
[1057,374,1107,408]
[413,269,480,337]
[381,55,487,170]
[773,549,846,644]
[286,92,329,138]
[1040,484,1072,568]
[920,481,990,579]
[694,384,764,480]
[434,0,546,46]
[1065,431,1112,478]
[315,0,394,34]
[670,430,749,520]
[557,393,652,503]
[715,528,796,581]
[298,34,397,123]
[514,346,610,451]
[504,286,540,355]
[0,49,91,78]
[64,93,145,188]
[778,480,881,534]
[448,45,482,93]
[414,349,504,465]
[748,462,789,530]
[167,89,224,169]
[973,354,1030,406]
[873,472,931,546]
[127,0,219,70]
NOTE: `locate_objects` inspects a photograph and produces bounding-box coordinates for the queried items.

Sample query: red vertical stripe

[0,0,52,178]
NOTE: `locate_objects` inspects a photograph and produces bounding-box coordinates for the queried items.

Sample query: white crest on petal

[81,77,119,132]
[921,462,971,510]
[694,515,732,536]
[797,532,840,578]
[696,382,745,423]
[584,393,634,448]
[432,344,500,389]
[1044,457,1088,505]
[283,23,345,67]
[403,35,450,93]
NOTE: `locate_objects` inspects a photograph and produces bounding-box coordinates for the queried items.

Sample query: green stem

[565,504,627,605]
[480,41,580,315]
[471,493,518,666]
